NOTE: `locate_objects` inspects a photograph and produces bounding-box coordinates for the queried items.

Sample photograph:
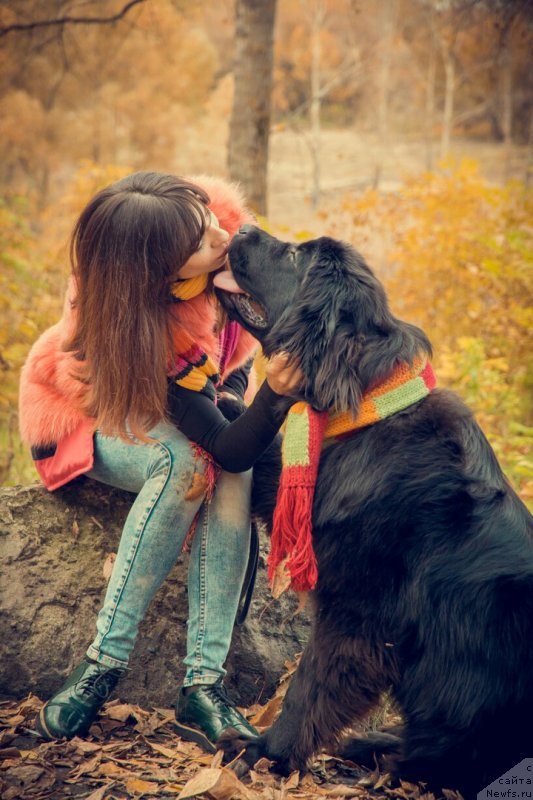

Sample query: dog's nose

[238,224,253,235]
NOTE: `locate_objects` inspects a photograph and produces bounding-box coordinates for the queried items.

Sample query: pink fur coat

[18,176,258,489]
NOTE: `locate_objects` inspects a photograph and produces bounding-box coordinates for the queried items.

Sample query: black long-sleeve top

[167,364,293,473]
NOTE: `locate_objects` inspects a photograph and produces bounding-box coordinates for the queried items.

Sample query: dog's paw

[217,728,266,773]
[217,729,296,778]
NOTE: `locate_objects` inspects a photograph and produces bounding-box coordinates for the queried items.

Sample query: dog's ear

[265,238,431,413]
[265,239,367,412]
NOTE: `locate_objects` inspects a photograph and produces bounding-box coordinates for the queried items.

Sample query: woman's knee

[146,425,207,496]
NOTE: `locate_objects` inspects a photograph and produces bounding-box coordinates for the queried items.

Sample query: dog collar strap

[269,357,436,594]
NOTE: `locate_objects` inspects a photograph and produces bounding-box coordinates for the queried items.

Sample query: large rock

[0,479,309,707]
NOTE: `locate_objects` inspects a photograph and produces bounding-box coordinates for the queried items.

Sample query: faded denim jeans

[85,421,252,686]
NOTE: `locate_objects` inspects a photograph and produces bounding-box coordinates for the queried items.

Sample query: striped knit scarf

[269,357,436,593]
[170,276,220,400]
[169,274,221,549]
[170,326,220,401]
[167,272,254,552]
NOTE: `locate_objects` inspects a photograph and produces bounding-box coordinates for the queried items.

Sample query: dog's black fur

[216,226,533,798]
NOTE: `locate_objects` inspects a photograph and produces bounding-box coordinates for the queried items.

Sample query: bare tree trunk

[228,0,277,216]
[527,110,533,189]
[499,16,514,182]
[440,51,455,160]
[424,12,437,172]
[309,1,326,210]
[373,0,398,189]
[425,47,437,171]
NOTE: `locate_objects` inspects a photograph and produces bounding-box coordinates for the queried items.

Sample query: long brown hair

[65,171,210,440]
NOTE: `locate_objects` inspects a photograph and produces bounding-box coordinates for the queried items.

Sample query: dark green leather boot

[35,659,126,740]
[175,679,258,753]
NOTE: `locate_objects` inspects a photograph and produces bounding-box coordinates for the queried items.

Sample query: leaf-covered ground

[0,686,461,800]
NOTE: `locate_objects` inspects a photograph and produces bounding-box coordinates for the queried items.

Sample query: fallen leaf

[85,785,114,800]
[189,752,215,766]
[0,747,20,758]
[93,717,124,735]
[0,759,20,769]
[72,519,80,537]
[134,718,160,736]
[17,695,42,714]
[322,784,366,797]
[70,737,103,753]
[282,655,301,677]
[294,591,309,615]
[441,790,463,800]
[147,741,179,759]
[249,694,283,727]
[105,703,137,722]
[357,765,380,788]
[374,771,392,789]
[252,757,275,773]
[69,753,102,779]
[3,764,44,785]
[125,776,160,795]
[152,706,176,718]
[4,714,25,726]
[97,760,133,777]
[177,766,258,800]
[211,748,225,768]
[271,557,291,599]
[284,770,300,790]
[400,780,421,793]
[102,552,116,580]
[2,788,22,800]
[300,772,321,788]
[185,471,209,500]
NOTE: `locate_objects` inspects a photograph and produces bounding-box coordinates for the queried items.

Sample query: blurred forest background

[0,0,532,508]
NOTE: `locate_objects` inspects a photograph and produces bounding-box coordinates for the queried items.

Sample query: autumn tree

[0,0,218,201]
[401,0,533,160]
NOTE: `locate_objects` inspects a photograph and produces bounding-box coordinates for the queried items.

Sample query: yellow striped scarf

[169,274,219,399]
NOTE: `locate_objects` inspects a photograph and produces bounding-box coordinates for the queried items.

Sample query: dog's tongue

[213,270,245,294]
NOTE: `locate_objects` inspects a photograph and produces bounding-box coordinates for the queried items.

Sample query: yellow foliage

[0,0,219,196]
[320,161,533,507]
[0,196,48,484]
[0,160,133,484]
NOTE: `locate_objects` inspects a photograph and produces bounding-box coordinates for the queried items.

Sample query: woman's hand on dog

[266,352,303,396]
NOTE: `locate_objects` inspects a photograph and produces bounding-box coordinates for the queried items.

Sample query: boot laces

[203,680,236,710]
[77,667,124,701]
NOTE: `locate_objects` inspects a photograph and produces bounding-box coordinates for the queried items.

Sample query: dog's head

[214,225,430,413]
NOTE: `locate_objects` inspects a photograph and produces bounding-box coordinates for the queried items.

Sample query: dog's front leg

[223,623,385,775]
[218,646,320,775]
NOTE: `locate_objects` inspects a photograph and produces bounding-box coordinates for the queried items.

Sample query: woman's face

[179,209,230,279]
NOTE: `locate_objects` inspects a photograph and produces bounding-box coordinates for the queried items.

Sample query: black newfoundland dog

[214,225,533,798]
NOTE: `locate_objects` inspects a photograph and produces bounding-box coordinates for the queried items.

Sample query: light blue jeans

[84,422,252,686]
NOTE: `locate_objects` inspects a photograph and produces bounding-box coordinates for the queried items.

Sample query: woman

[18,172,300,751]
